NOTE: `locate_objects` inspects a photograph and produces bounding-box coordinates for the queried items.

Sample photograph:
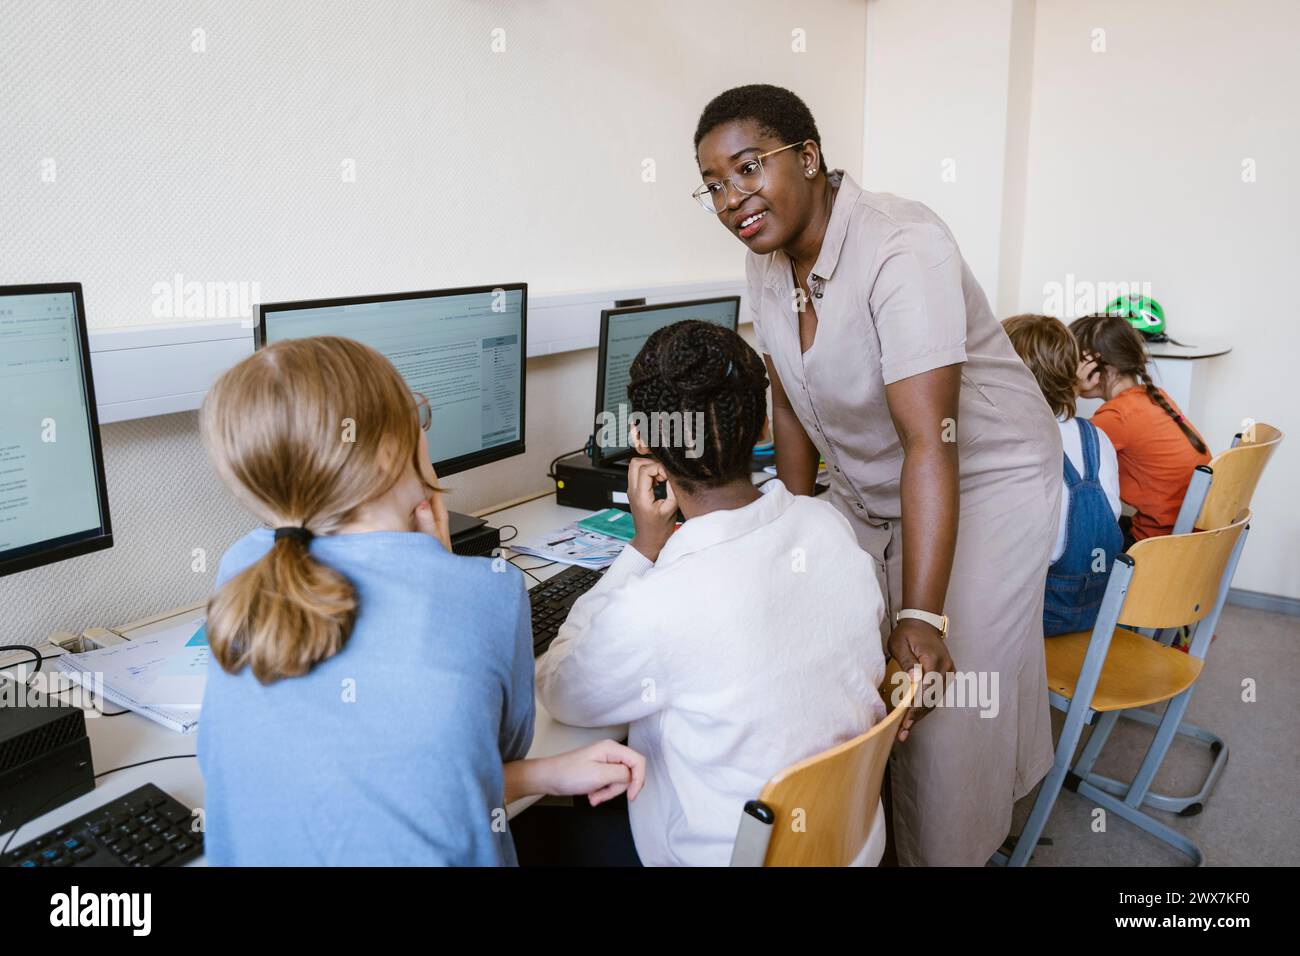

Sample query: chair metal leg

[1125,689,1193,806]
[1071,711,1120,777]
[1075,778,1205,865]
[1076,706,1228,815]
[1006,763,1073,867]
[1003,558,1134,867]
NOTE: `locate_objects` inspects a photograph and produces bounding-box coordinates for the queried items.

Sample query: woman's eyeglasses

[691,142,803,214]
[412,391,432,431]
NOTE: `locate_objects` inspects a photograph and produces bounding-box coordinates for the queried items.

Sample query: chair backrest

[1118,512,1250,630]
[756,674,915,867]
[1191,422,1283,532]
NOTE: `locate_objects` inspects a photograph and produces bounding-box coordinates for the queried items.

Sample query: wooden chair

[997,513,1250,866]
[729,673,915,866]
[1072,423,1283,819]
[1173,421,1283,535]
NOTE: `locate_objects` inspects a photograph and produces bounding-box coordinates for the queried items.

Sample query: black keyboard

[529,564,606,656]
[4,783,203,868]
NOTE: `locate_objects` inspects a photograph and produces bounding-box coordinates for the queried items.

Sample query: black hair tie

[274,526,314,545]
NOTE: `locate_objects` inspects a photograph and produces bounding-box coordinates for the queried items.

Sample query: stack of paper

[508,522,626,569]
[57,618,209,735]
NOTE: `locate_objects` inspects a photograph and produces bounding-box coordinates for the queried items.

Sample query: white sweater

[536,480,888,867]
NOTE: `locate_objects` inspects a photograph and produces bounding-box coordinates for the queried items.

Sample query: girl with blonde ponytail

[1070,315,1212,543]
[197,336,642,866]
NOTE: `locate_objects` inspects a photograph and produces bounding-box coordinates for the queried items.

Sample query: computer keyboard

[4,783,203,868]
[529,564,606,656]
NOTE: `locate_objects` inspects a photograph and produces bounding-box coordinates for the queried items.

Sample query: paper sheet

[57,617,207,733]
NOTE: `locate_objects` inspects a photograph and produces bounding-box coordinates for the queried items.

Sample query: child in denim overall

[1003,315,1123,635]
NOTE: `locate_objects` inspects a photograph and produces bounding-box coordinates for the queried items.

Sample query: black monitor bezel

[0,282,114,578]
[257,283,527,478]
[591,295,741,466]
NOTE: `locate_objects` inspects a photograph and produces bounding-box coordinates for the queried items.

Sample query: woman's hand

[413,494,451,551]
[504,740,646,806]
[411,449,452,550]
[626,456,678,563]
[410,431,452,550]
[887,617,956,742]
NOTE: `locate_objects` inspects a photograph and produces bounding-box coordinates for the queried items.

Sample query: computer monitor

[0,283,113,577]
[258,284,527,478]
[591,296,740,465]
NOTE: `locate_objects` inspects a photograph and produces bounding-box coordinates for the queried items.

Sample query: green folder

[575,508,637,542]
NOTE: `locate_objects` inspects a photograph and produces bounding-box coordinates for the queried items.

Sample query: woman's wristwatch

[896,608,949,639]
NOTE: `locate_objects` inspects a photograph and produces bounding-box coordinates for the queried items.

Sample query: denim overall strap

[1043,418,1124,636]
[1077,414,1102,482]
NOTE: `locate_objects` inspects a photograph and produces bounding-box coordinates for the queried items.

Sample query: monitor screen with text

[0,286,112,575]
[261,285,526,475]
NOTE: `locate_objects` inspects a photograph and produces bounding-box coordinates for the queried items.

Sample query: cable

[1,754,200,858]
[94,754,197,780]
[497,524,519,544]
[0,644,43,686]
[514,565,545,586]
[507,553,557,586]
[547,443,589,480]
[513,559,557,572]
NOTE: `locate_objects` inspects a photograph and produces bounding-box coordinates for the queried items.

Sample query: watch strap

[896,608,948,637]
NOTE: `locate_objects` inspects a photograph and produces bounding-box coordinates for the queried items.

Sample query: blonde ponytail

[201,336,424,684]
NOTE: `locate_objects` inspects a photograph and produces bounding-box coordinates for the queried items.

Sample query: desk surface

[1146,335,1231,359]
[0,491,625,856]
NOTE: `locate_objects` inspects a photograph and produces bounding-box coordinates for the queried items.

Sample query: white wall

[0,1,865,640]
[862,0,1299,601]
[1,0,866,327]
[863,0,1034,311]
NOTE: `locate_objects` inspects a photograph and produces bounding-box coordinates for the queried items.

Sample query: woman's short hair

[694,84,827,172]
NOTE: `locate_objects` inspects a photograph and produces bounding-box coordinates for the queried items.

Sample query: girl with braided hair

[1070,314,1212,544]
[536,320,889,867]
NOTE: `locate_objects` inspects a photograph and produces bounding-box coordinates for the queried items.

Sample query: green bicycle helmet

[1107,294,1166,339]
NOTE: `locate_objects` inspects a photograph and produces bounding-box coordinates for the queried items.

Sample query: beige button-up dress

[746,171,1062,866]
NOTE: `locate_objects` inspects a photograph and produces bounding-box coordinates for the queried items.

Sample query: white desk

[0,491,625,858]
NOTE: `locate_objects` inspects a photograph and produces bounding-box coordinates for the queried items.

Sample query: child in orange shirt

[1069,315,1212,545]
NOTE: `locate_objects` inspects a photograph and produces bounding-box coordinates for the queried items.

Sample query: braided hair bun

[626,320,769,492]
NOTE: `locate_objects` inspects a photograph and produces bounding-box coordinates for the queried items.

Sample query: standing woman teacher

[692,85,1062,866]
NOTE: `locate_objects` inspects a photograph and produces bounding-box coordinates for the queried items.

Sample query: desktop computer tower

[553,452,635,512]
[0,687,94,835]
